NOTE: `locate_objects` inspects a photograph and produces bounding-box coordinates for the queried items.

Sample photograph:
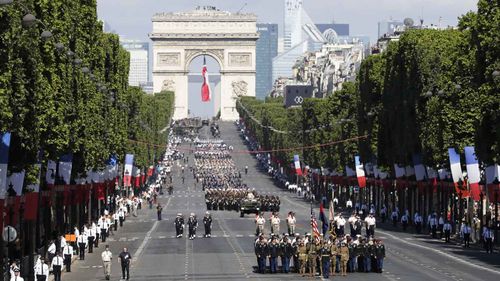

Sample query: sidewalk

[47,201,160,281]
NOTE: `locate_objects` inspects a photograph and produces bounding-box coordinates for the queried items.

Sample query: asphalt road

[60,122,500,281]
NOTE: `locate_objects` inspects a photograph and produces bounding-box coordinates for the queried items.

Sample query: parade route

[57,122,500,281]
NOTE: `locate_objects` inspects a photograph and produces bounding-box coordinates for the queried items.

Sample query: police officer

[77,231,87,260]
[10,267,23,281]
[34,258,49,281]
[62,242,73,272]
[175,213,185,238]
[203,212,212,238]
[51,252,64,281]
[188,213,198,240]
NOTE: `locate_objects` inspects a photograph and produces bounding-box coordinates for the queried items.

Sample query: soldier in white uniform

[34,258,49,281]
[62,243,73,272]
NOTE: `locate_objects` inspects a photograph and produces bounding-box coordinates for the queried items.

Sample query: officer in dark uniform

[203,212,212,238]
[375,239,385,273]
[188,213,198,240]
[175,213,185,238]
[255,236,268,273]
[281,235,294,273]
[320,240,331,279]
[268,236,280,273]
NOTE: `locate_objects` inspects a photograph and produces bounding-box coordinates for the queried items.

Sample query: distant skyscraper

[274,0,325,82]
[378,20,404,38]
[121,40,149,87]
[256,23,278,100]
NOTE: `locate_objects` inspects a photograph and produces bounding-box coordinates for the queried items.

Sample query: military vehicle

[239,198,260,217]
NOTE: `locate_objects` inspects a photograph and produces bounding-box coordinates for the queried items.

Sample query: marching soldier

[329,236,339,276]
[270,213,280,234]
[375,239,385,273]
[175,213,185,238]
[255,236,268,274]
[297,239,308,276]
[203,212,212,238]
[286,212,296,235]
[77,231,87,260]
[340,242,349,276]
[256,213,265,236]
[188,213,198,240]
[318,240,330,279]
[281,235,293,273]
[307,238,319,277]
[268,236,280,273]
[51,252,64,281]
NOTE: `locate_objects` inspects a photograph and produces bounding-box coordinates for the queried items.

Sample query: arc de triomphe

[150,8,258,120]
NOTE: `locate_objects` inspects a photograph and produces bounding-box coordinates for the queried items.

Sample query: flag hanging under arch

[201,56,211,102]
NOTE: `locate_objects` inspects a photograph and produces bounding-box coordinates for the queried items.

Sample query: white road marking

[379,229,500,275]
[132,197,172,265]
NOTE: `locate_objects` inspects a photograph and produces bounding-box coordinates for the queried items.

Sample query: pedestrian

[484,226,494,253]
[62,242,73,272]
[77,231,87,260]
[443,220,452,243]
[118,247,132,280]
[51,252,64,281]
[460,221,472,248]
[203,212,212,238]
[245,165,248,175]
[34,257,49,281]
[101,245,113,280]
[10,267,23,281]
[157,204,163,221]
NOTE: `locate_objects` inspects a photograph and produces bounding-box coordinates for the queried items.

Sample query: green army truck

[239,198,260,217]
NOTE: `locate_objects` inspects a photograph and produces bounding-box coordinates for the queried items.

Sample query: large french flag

[293,155,302,176]
[465,146,481,200]
[448,148,463,184]
[355,156,366,188]
[201,56,211,102]
[0,132,11,200]
[123,154,134,187]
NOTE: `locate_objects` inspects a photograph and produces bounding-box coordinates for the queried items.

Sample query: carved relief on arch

[184,49,224,68]
[161,79,175,92]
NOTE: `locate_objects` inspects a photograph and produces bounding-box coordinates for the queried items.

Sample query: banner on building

[448,148,463,183]
[293,155,302,176]
[464,146,480,189]
[412,154,427,181]
[58,154,73,185]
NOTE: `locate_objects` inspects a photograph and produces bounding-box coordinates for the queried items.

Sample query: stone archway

[150,7,259,120]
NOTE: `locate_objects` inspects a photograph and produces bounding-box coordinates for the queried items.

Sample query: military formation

[204,189,280,212]
[193,139,280,213]
[254,232,386,278]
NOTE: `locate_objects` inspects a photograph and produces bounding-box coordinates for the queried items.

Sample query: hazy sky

[97,0,478,42]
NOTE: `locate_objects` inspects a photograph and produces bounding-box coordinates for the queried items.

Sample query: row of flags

[293,146,500,201]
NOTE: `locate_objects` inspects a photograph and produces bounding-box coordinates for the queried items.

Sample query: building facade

[255,23,278,100]
[121,40,149,87]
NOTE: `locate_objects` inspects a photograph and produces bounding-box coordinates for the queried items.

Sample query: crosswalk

[106,233,257,242]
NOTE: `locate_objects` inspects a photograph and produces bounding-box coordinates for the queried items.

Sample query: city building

[255,23,278,100]
[273,0,325,83]
[120,40,149,87]
[377,19,404,39]
[315,23,349,36]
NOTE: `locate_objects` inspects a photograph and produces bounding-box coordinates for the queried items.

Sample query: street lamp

[22,13,36,27]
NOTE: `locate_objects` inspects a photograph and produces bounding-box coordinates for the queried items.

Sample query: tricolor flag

[465,147,481,201]
[485,164,500,202]
[394,164,405,178]
[413,154,427,181]
[464,147,480,189]
[345,165,356,177]
[201,56,211,102]
[58,154,73,185]
[0,132,11,200]
[7,171,25,197]
[355,156,366,188]
[293,155,302,176]
[123,154,134,187]
[448,148,463,184]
